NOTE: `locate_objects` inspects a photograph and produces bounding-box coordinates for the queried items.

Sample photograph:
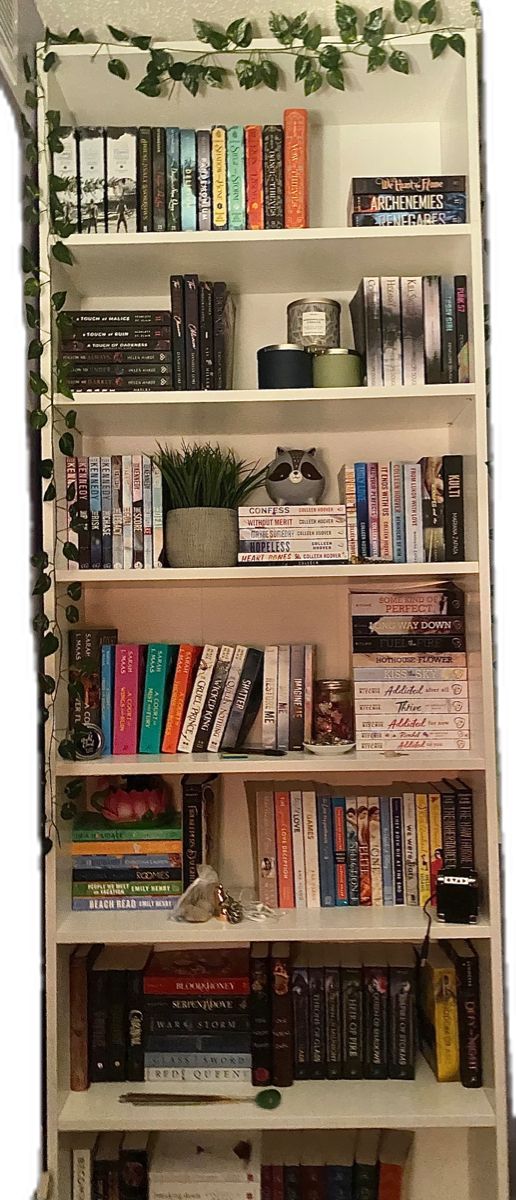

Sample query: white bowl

[303,741,356,756]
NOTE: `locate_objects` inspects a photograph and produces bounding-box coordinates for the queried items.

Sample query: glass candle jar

[313,348,364,388]
[313,679,354,744]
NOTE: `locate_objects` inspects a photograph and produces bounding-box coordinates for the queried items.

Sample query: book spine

[276,644,290,751]
[353,208,465,225]
[53,128,79,232]
[363,963,388,1079]
[113,644,142,755]
[119,1147,148,1200]
[304,644,315,743]
[455,782,475,869]
[73,1146,93,1200]
[290,790,307,906]
[324,962,342,1079]
[378,461,393,560]
[178,644,218,751]
[292,959,310,1079]
[250,947,272,1086]
[262,644,279,749]
[182,779,205,888]
[416,793,431,906]
[441,275,458,382]
[211,125,228,229]
[144,1049,250,1067]
[121,455,132,569]
[170,274,186,391]
[207,644,247,751]
[302,789,320,908]
[88,456,102,568]
[264,124,284,229]
[88,967,109,1081]
[379,795,394,906]
[380,276,402,385]
[220,646,263,749]
[152,127,166,231]
[390,461,406,563]
[432,964,460,1081]
[151,460,163,568]
[447,945,482,1087]
[139,643,171,755]
[443,454,465,561]
[271,1167,284,1200]
[341,964,363,1078]
[100,455,112,568]
[77,127,106,233]
[184,273,200,391]
[142,454,153,569]
[420,455,445,563]
[144,1066,251,1083]
[401,276,425,385]
[366,462,380,559]
[428,790,443,899]
[165,127,180,231]
[284,1166,301,1200]
[332,796,348,906]
[65,456,79,568]
[284,108,308,228]
[262,1166,273,1200]
[69,953,90,1090]
[275,790,295,908]
[196,129,212,231]
[146,1009,251,1035]
[131,454,144,568]
[73,896,179,910]
[137,127,153,231]
[344,464,359,558]
[354,666,467,681]
[455,275,470,383]
[368,796,383,905]
[245,125,264,229]
[271,945,294,1086]
[300,1167,325,1199]
[74,867,181,883]
[180,129,197,231]
[289,644,305,750]
[193,644,233,752]
[402,792,419,906]
[309,962,326,1079]
[326,1167,352,1200]
[345,797,360,905]
[352,174,467,194]
[357,797,372,906]
[146,981,250,1001]
[355,462,369,558]
[161,644,199,753]
[423,274,442,383]
[403,462,424,563]
[108,967,127,1080]
[227,125,246,231]
[364,276,383,386]
[391,796,405,904]
[100,644,114,756]
[389,964,416,1080]
[317,793,336,907]
[199,280,215,390]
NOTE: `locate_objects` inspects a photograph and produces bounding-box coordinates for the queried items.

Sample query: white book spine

[368,796,383,905]
[145,1067,252,1083]
[73,1147,93,1200]
[355,697,468,714]
[106,128,137,233]
[238,551,348,563]
[402,791,419,906]
[262,645,279,749]
[357,735,469,750]
[380,276,402,385]
[239,504,346,517]
[150,1184,259,1200]
[276,644,290,750]
[239,515,347,529]
[122,454,133,569]
[354,680,469,698]
[356,714,470,732]
[290,790,307,907]
[403,462,424,562]
[151,459,163,568]
[353,666,468,681]
[178,645,219,752]
[303,644,315,742]
[366,463,380,558]
[239,535,348,550]
[302,788,320,907]
[207,645,247,752]
[65,456,79,568]
[344,464,358,558]
[401,276,425,385]
[142,453,153,568]
[77,129,105,233]
[378,462,393,560]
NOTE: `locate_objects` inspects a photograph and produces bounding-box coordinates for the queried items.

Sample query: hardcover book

[292,948,310,1080]
[362,951,388,1080]
[443,940,482,1087]
[388,947,416,1079]
[196,129,212,230]
[184,273,201,391]
[170,274,187,391]
[211,125,228,230]
[271,942,294,1086]
[250,943,272,1086]
[165,126,181,231]
[264,124,284,229]
[275,791,295,909]
[341,946,363,1078]
[284,108,308,228]
[180,129,197,231]
[137,127,153,231]
[308,950,326,1079]
[227,125,246,231]
[245,125,264,229]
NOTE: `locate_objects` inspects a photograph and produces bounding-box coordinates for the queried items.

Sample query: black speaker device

[436,866,480,924]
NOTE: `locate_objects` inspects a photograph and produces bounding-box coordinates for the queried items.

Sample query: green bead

[255,1088,282,1110]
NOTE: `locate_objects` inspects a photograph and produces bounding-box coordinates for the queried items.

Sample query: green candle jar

[313,348,364,388]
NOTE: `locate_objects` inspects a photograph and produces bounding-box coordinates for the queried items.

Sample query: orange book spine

[69,839,182,856]
[274,790,295,908]
[161,644,201,753]
[69,953,89,1091]
[378,1163,403,1200]
[245,125,264,229]
[284,108,308,228]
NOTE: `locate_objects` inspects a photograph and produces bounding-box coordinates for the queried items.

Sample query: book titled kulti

[113,644,143,754]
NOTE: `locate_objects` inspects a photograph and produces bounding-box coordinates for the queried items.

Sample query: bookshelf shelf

[57,1063,496,1133]
[55,749,486,778]
[55,905,491,947]
[55,562,480,586]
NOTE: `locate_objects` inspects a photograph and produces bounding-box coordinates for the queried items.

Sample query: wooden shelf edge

[55,562,480,585]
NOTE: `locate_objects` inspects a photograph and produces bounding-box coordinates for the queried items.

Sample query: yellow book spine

[428,790,443,899]
[415,792,431,906]
[211,126,228,229]
[69,839,182,856]
[433,965,460,1081]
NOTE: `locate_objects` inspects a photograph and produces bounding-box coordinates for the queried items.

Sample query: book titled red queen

[143,948,250,996]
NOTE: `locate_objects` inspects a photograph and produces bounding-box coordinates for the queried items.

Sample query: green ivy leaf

[52,242,73,266]
[63,541,79,562]
[418,0,438,22]
[193,20,229,51]
[47,131,64,154]
[227,18,253,47]
[33,612,50,633]
[131,35,152,50]
[182,66,201,96]
[108,59,129,80]
[389,48,410,72]
[260,59,280,89]
[394,0,413,19]
[41,459,53,478]
[303,23,322,50]
[107,25,128,40]
[67,28,85,43]
[304,68,323,95]
[66,483,76,502]
[44,51,58,71]
[268,11,293,45]
[43,482,57,501]
[319,44,341,69]
[42,632,59,657]
[21,112,33,138]
[23,54,33,82]
[295,54,312,80]
[66,604,80,624]
[46,109,61,129]
[327,67,345,89]
[68,679,85,701]
[24,277,40,297]
[28,338,44,358]
[26,304,38,328]
[56,311,74,337]
[368,44,387,71]
[32,572,51,595]
[29,409,47,430]
[52,290,67,311]
[25,88,37,109]
[58,738,76,761]
[70,517,87,534]
[136,76,162,96]
[363,7,387,47]
[64,778,84,799]
[57,379,74,401]
[449,33,466,56]
[67,581,82,601]
[335,3,358,42]
[48,174,68,193]
[236,58,260,89]
[60,800,77,819]
[59,432,75,456]
[31,551,49,569]
[431,33,448,56]
[65,410,77,428]
[22,245,37,273]
[204,66,228,87]
[29,371,48,396]
[471,0,481,15]
[25,143,38,165]
[39,673,56,695]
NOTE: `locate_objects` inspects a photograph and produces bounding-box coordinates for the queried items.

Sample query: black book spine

[288,645,305,751]
[62,336,172,354]
[62,349,171,365]
[147,1013,250,1035]
[440,275,458,383]
[170,275,186,391]
[68,361,172,380]
[70,377,171,393]
[341,964,363,1078]
[271,944,293,1087]
[324,962,342,1079]
[88,968,109,1082]
[284,1166,301,1200]
[352,615,464,639]
[184,274,200,390]
[388,963,416,1079]
[108,969,127,1081]
[309,963,325,1080]
[100,456,112,569]
[119,1147,148,1200]
[199,280,215,390]
[250,946,272,1087]
[137,127,153,232]
[454,781,475,869]
[263,125,284,229]
[152,127,166,232]
[92,1162,110,1200]
[352,634,466,654]
[193,650,232,752]
[443,454,465,561]
[440,786,459,866]
[455,275,470,383]
[352,174,467,195]
[444,942,482,1087]
[126,965,146,1082]
[220,648,264,750]
[363,964,388,1079]
[77,457,90,569]
[292,960,310,1080]
[65,309,170,326]
[213,281,227,390]
[181,779,204,888]
[68,630,84,730]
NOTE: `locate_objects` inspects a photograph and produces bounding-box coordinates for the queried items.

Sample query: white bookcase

[36,28,508,1200]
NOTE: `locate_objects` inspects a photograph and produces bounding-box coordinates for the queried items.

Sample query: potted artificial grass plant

[154,441,268,568]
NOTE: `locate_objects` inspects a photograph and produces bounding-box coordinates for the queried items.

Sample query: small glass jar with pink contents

[313,678,354,745]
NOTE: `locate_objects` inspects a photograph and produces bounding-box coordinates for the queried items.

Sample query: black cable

[420,892,436,966]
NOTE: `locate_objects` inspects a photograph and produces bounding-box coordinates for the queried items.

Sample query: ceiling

[34,0,475,42]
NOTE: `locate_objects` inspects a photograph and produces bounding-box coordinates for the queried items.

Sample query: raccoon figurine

[265,447,326,505]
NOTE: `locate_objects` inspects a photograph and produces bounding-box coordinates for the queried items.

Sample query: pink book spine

[367,462,380,559]
[113,644,142,754]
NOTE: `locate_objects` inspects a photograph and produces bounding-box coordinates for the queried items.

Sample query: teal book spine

[180,129,197,231]
[227,126,246,231]
[139,644,175,754]
[166,127,180,231]
[101,643,115,755]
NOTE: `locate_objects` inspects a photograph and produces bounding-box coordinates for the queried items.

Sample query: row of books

[251,781,475,912]
[55,112,309,235]
[337,456,465,564]
[66,454,163,570]
[68,775,215,914]
[71,1128,413,1200]
[350,275,470,386]
[349,173,467,226]
[238,506,349,567]
[352,588,470,752]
